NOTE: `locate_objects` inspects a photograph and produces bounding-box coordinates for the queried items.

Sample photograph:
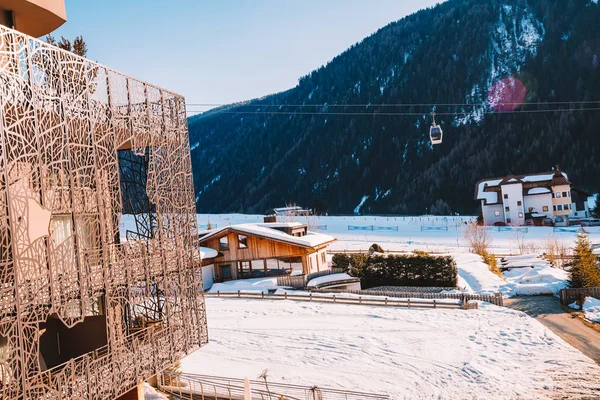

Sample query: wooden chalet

[199,222,336,283]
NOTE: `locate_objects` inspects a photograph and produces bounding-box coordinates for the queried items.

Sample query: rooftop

[199,223,336,249]
[475,170,570,204]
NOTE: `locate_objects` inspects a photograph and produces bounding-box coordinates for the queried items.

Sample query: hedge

[332,253,458,289]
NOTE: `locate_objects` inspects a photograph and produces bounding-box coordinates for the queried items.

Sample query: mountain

[188,0,600,215]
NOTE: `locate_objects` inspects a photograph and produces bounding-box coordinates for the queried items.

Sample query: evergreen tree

[569,233,600,288]
[593,194,600,218]
[45,34,88,57]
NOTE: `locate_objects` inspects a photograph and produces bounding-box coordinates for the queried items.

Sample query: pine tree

[569,233,600,288]
[593,194,600,218]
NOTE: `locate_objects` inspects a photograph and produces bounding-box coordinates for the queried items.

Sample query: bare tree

[463,222,492,255]
[544,236,571,269]
[511,230,539,255]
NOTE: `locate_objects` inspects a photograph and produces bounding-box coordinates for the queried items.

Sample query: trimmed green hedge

[332,253,458,289]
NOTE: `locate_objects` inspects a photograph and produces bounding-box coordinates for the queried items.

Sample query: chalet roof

[550,169,570,186]
[199,223,336,249]
[475,171,570,202]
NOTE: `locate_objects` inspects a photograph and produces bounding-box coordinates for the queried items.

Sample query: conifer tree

[569,233,600,288]
[593,194,600,218]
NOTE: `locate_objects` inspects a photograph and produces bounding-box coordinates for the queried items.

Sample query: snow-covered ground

[196,214,600,255]
[570,297,600,323]
[182,298,600,399]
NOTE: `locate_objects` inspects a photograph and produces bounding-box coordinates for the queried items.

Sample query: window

[555,192,562,198]
[506,218,512,224]
[562,192,567,198]
[517,201,522,206]
[238,235,247,249]
[505,206,510,212]
[528,207,534,213]
[504,194,509,199]
[564,204,570,210]
[494,211,500,217]
[219,236,229,251]
[237,261,252,279]
[518,212,524,218]
[542,206,549,212]
[557,205,563,211]
[321,252,326,264]
[553,205,557,211]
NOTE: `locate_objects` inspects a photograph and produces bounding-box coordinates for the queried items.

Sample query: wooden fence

[206,291,477,310]
[311,288,504,307]
[559,287,600,306]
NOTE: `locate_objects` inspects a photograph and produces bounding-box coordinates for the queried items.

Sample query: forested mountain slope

[188,0,600,214]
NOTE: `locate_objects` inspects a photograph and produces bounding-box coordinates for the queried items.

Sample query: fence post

[217,291,220,298]
[238,290,240,298]
[433,299,437,309]
[359,296,362,305]
[285,292,288,300]
[385,297,388,306]
[309,292,312,302]
[333,295,336,303]
[261,291,264,299]
[408,298,411,308]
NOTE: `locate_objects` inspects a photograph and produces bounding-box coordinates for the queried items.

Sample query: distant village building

[475,169,594,226]
[199,222,336,283]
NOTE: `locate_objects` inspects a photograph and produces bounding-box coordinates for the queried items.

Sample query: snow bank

[502,266,568,295]
[182,298,600,399]
[208,277,279,294]
[570,297,600,323]
[143,383,168,400]
[453,253,568,296]
[453,253,505,294]
[306,273,354,287]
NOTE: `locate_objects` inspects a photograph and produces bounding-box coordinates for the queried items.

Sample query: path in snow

[505,296,600,364]
[183,298,600,399]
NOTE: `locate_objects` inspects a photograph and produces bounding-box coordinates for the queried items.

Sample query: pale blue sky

[53,1,442,112]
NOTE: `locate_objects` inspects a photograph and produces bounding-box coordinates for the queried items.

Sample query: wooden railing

[159,372,391,400]
[206,291,475,310]
[559,287,600,306]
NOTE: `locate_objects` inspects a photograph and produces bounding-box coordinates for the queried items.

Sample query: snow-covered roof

[200,247,219,259]
[531,213,546,218]
[475,179,502,204]
[475,171,570,202]
[257,222,304,229]
[307,273,357,288]
[199,223,336,249]
[527,187,551,195]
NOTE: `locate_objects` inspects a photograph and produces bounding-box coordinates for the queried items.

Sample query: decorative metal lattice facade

[0,24,208,399]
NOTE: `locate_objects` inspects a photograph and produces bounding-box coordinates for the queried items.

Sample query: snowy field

[196,213,600,254]
[182,298,600,399]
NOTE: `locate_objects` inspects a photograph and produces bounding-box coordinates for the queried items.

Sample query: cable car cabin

[430,125,443,145]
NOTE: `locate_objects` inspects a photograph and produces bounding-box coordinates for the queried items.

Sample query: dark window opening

[238,235,247,249]
[39,311,108,371]
[118,148,155,242]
